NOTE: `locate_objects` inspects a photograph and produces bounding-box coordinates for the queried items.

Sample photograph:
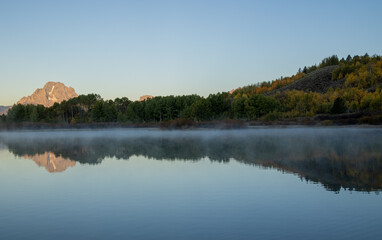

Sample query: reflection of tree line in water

[2,132,382,192]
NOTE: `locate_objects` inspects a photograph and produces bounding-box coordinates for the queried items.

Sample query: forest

[1,54,382,126]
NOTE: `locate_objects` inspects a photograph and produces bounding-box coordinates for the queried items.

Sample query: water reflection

[1,128,381,192]
[23,152,76,173]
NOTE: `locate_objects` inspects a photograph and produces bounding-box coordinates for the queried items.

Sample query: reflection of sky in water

[1,127,382,192]
[0,128,382,239]
[1,152,382,240]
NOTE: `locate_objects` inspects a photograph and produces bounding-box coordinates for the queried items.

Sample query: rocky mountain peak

[17,82,78,107]
[138,95,154,101]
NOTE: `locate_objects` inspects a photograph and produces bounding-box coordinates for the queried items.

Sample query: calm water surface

[0,127,381,239]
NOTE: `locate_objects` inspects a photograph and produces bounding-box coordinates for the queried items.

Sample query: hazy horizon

[1,0,381,105]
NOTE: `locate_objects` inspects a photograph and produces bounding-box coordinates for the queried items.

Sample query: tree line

[1,93,281,123]
[1,54,381,124]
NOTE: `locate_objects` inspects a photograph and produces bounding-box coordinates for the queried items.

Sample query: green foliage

[7,104,26,122]
[332,54,382,89]
[207,92,231,119]
[231,97,246,119]
[126,101,145,122]
[114,97,132,113]
[331,97,347,114]
[190,99,212,121]
[319,55,339,68]
[231,94,281,119]
[91,100,117,122]
[30,107,39,122]
[245,94,281,119]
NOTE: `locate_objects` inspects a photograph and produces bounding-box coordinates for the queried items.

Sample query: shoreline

[1,119,381,131]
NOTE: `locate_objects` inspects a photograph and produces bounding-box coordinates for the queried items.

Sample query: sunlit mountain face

[17,82,78,107]
[23,152,76,173]
[1,128,381,192]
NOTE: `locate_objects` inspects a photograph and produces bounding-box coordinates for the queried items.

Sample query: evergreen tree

[30,108,39,122]
[331,97,347,114]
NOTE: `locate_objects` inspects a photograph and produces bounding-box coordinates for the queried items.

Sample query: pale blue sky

[1,0,381,105]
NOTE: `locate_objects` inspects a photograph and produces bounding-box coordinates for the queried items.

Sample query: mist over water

[1,127,381,192]
[0,127,381,239]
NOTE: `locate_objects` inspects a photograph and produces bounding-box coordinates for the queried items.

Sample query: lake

[0,127,381,239]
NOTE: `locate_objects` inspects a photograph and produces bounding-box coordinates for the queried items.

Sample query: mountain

[0,106,10,115]
[139,95,153,101]
[17,82,78,107]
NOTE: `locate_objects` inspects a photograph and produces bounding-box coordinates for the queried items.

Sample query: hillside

[267,65,344,95]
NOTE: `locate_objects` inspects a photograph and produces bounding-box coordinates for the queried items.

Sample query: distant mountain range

[17,82,78,107]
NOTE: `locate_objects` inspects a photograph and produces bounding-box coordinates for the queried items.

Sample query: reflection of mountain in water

[1,129,382,192]
[24,152,76,173]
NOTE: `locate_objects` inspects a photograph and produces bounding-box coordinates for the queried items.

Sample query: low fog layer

[0,126,379,140]
[1,127,382,192]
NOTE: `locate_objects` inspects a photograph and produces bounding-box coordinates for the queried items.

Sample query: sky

[0,0,381,105]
